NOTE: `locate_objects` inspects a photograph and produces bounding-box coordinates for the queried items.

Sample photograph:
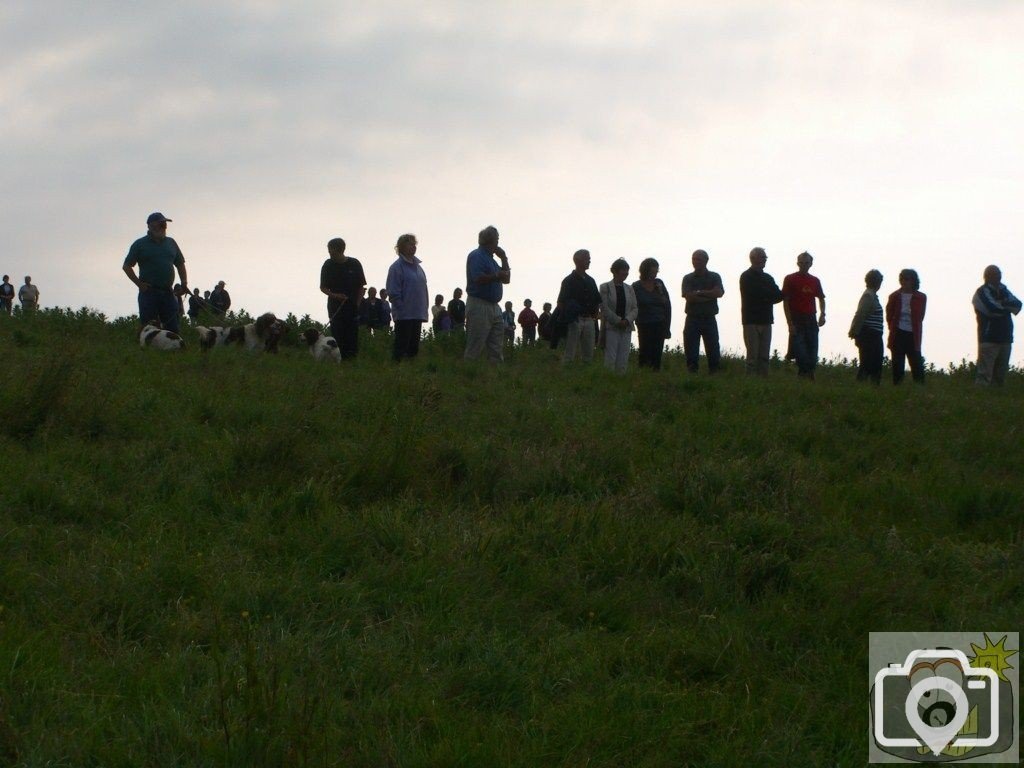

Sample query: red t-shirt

[782,273,824,316]
[518,308,539,328]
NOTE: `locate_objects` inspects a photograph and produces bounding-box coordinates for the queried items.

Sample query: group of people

[122,212,1020,385]
[184,281,232,321]
[0,275,40,314]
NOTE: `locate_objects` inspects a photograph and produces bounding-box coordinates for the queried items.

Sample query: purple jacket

[386,257,429,322]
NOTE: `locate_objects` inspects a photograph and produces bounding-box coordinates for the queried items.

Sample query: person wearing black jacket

[739,247,784,376]
[320,237,366,359]
[557,249,601,364]
[209,281,231,315]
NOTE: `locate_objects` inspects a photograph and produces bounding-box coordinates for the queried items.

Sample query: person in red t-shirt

[782,252,826,379]
[518,299,540,345]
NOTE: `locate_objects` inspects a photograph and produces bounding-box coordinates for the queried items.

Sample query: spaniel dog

[196,313,285,353]
[139,323,186,350]
[301,328,341,361]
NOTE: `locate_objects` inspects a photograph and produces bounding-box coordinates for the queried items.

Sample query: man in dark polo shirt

[557,249,601,364]
[123,212,189,333]
[681,249,725,374]
[320,237,366,359]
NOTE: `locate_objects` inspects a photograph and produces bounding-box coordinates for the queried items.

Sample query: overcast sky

[3,1,1022,365]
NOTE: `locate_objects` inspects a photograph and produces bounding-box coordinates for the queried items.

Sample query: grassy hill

[0,309,1021,766]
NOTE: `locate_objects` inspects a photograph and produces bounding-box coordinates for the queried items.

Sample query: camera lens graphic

[905,677,970,756]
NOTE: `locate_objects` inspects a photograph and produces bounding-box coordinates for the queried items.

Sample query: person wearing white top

[599,259,638,374]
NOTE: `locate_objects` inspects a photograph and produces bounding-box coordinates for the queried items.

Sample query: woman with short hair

[632,258,672,370]
[848,269,884,383]
[885,268,926,384]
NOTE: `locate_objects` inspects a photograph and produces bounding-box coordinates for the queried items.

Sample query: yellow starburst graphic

[968,633,1017,683]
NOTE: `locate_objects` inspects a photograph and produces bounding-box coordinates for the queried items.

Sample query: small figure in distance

[537,302,554,344]
[464,225,510,362]
[386,233,429,361]
[632,258,672,371]
[739,248,784,376]
[681,249,725,374]
[848,269,884,384]
[885,268,926,385]
[360,287,383,334]
[448,288,466,332]
[320,237,366,360]
[518,299,539,346]
[600,258,638,374]
[379,289,393,332]
[558,249,602,364]
[972,265,1021,386]
[782,252,826,380]
[0,275,14,315]
[432,293,450,336]
[187,287,205,323]
[502,301,516,346]
[122,212,188,333]
[209,280,231,316]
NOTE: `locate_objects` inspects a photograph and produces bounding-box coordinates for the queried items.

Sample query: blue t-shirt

[466,247,502,304]
[124,234,184,290]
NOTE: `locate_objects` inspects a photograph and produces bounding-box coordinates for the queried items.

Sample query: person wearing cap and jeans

[123,212,189,333]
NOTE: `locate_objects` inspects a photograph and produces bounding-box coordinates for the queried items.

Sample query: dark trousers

[139,289,180,333]
[329,312,360,360]
[636,323,666,370]
[790,314,819,378]
[683,315,721,373]
[855,330,883,384]
[522,327,536,345]
[393,319,423,361]
[891,329,924,384]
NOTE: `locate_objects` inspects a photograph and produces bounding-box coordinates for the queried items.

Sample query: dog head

[301,328,322,346]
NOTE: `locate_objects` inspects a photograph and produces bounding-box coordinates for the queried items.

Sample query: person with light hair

[972,265,1021,386]
[557,249,601,364]
[386,233,429,361]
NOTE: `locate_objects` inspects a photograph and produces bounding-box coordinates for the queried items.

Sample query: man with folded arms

[972,265,1022,386]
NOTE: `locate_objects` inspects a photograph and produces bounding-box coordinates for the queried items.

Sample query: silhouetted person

[886,268,926,385]
[782,252,826,380]
[387,234,429,360]
[0,275,13,315]
[209,280,231,315]
[448,288,466,331]
[739,247,783,376]
[122,212,188,332]
[518,299,539,345]
[681,249,724,374]
[320,237,366,359]
[464,226,510,362]
[557,249,601,364]
[633,258,672,370]
[973,265,1022,386]
[849,269,884,384]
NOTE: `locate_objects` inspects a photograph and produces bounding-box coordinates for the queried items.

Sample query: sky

[2,0,1022,365]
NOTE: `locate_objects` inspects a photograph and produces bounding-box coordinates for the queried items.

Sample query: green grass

[0,309,1021,766]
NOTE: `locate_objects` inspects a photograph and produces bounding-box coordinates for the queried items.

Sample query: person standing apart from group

[386,234,429,361]
[681,249,724,374]
[320,237,366,360]
[18,276,40,313]
[600,259,637,374]
[122,212,188,333]
[632,258,672,370]
[848,270,884,383]
[558,249,602,365]
[782,252,826,380]
[885,268,926,385]
[209,280,231,316]
[739,248,784,376]
[0,275,14,315]
[464,226,510,362]
[972,265,1020,386]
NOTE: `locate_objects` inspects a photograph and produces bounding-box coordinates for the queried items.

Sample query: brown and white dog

[301,328,342,361]
[196,313,285,353]
[139,323,186,350]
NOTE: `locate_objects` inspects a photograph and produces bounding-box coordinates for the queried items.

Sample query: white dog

[139,324,186,350]
[301,328,342,361]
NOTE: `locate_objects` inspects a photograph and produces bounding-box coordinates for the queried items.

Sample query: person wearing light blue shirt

[386,233,429,361]
[464,225,510,362]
